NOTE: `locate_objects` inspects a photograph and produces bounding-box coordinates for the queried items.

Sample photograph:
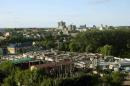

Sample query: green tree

[110,72,123,86]
[2,75,16,86]
[99,45,113,56]
[69,42,78,52]
[40,78,54,86]
[0,61,15,80]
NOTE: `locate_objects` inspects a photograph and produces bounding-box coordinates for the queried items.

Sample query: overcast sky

[0,0,130,28]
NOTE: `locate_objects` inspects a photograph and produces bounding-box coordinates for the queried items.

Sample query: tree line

[66,29,130,58]
[1,28,130,58]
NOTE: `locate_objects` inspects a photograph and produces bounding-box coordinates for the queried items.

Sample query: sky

[0,0,130,28]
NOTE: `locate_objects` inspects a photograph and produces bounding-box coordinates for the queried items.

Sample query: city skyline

[0,0,130,28]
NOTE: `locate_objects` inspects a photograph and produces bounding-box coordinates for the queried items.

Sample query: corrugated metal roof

[12,58,33,64]
[34,61,72,69]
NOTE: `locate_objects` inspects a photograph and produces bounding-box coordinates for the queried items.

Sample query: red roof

[34,60,72,69]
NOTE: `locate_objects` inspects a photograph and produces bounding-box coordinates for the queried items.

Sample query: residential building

[7,42,32,54]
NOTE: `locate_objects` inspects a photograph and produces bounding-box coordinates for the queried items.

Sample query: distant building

[93,25,97,29]
[79,24,87,29]
[7,42,32,54]
[77,25,88,32]
[99,24,109,30]
[99,24,104,30]
[57,21,66,30]
[68,24,76,31]
[57,21,76,35]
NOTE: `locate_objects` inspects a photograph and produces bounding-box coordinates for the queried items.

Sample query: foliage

[0,61,16,84]
[69,29,130,57]
[101,71,123,86]
[99,45,113,56]
[0,61,123,86]
[110,72,123,86]
[2,75,16,86]
[0,61,15,78]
